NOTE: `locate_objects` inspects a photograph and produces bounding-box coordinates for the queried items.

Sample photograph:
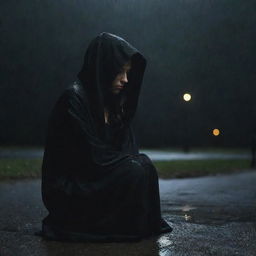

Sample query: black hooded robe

[41,32,172,242]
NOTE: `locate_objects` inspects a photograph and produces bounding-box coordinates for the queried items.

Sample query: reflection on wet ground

[0,171,255,255]
[162,203,256,226]
[157,235,174,256]
[143,150,250,161]
[159,171,256,227]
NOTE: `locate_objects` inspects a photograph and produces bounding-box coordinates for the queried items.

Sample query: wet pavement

[144,150,250,161]
[0,148,250,161]
[0,171,255,256]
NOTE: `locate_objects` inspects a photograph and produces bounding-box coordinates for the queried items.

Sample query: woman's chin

[111,89,122,95]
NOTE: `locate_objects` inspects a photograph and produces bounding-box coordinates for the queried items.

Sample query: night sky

[1,0,255,147]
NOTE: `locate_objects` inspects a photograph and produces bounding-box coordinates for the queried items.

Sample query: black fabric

[41,32,172,242]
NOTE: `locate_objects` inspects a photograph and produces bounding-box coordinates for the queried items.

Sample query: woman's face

[110,61,131,95]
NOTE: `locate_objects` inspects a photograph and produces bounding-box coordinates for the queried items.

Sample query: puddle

[163,204,197,212]
[159,247,173,256]
[181,205,197,212]
[157,235,174,256]
[162,204,256,226]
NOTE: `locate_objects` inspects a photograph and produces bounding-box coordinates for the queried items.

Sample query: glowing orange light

[212,129,220,136]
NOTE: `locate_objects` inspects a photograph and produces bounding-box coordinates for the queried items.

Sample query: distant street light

[183,93,192,102]
[212,128,220,136]
[182,92,192,152]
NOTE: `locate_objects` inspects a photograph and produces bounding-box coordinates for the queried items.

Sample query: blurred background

[1,0,255,149]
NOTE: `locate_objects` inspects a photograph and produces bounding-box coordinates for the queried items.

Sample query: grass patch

[0,145,43,151]
[154,159,252,179]
[0,158,252,181]
[0,158,42,180]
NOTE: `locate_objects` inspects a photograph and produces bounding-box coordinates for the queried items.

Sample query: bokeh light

[183,93,191,102]
[212,128,220,136]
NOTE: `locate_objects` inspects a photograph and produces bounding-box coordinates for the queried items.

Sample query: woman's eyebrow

[119,67,131,73]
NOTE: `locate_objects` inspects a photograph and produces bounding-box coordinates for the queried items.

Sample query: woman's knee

[137,153,153,165]
[137,154,159,178]
[123,157,146,179]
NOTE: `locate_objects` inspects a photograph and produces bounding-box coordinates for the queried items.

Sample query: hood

[77,32,146,128]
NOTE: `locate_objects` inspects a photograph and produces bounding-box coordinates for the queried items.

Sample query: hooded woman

[41,32,172,242]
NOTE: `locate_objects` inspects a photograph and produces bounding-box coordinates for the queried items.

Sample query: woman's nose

[121,72,128,83]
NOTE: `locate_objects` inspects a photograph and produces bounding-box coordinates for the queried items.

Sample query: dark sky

[1,0,255,147]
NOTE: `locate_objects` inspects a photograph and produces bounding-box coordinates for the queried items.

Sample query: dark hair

[105,92,126,127]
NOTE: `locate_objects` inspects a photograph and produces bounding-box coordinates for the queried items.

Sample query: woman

[41,32,172,242]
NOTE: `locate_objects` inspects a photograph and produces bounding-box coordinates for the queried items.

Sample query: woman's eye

[117,68,130,76]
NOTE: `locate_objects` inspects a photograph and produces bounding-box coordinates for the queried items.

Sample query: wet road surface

[144,150,250,161]
[0,171,255,255]
[0,148,250,161]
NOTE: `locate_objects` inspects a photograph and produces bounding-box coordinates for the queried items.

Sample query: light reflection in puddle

[184,214,192,221]
[181,204,196,212]
[165,204,197,212]
[157,234,174,255]
[159,247,173,256]
[157,235,173,247]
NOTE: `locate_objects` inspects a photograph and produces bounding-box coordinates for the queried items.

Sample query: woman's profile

[40,32,172,242]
